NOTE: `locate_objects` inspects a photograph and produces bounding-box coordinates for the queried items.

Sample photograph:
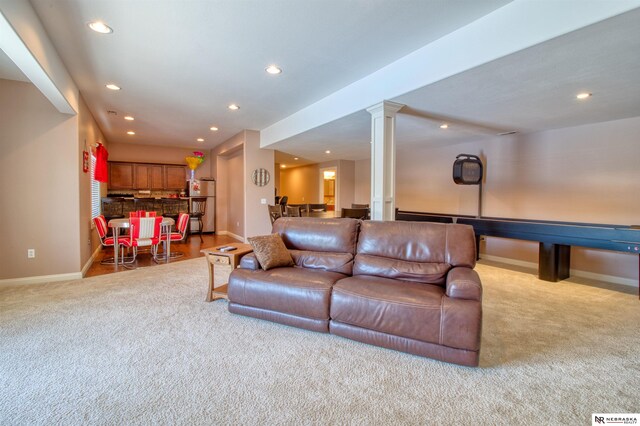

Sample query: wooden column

[366,101,404,221]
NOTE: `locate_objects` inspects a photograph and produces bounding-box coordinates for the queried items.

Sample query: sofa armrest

[446,267,482,301]
[239,252,260,270]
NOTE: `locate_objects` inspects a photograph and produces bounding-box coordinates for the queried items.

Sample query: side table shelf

[201,243,253,302]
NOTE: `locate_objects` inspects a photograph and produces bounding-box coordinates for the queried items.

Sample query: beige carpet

[1,258,638,425]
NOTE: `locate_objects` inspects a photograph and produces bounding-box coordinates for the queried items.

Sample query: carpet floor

[1,258,638,425]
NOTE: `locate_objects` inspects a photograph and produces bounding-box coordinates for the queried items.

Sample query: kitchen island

[102,197,189,220]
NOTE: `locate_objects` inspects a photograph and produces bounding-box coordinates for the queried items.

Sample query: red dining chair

[93,215,131,264]
[128,216,163,263]
[158,212,189,260]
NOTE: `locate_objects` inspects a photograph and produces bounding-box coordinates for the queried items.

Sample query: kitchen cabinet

[108,162,135,189]
[134,164,164,189]
[108,162,186,191]
[164,165,187,189]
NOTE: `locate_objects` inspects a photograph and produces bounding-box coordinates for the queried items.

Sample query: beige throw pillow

[248,233,294,271]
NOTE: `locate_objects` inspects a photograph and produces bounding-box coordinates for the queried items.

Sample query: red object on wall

[82,151,89,173]
[94,143,108,182]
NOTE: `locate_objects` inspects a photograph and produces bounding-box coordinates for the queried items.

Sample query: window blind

[91,154,101,219]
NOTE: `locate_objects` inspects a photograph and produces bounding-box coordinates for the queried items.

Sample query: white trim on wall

[479,254,638,288]
[216,230,245,242]
[82,245,103,277]
[0,272,84,286]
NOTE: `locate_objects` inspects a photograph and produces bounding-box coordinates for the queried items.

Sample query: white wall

[280,164,321,204]
[225,149,244,238]
[78,93,109,271]
[211,133,244,236]
[338,160,355,211]
[317,159,356,213]
[389,116,640,283]
[244,130,274,238]
[0,79,80,279]
[354,159,371,204]
[211,130,274,239]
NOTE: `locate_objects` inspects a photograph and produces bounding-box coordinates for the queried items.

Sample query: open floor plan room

[1,1,639,424]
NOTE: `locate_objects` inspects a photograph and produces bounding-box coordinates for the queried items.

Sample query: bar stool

[190,197,207,242]
[161,199,182,228]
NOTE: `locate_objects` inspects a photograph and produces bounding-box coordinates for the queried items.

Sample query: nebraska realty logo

[593,414,639,425]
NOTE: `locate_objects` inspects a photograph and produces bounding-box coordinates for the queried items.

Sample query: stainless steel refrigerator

[187,178,215,233]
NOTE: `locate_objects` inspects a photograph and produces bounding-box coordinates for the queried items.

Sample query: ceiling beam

[0,0,77,114]
[260,0,640,148]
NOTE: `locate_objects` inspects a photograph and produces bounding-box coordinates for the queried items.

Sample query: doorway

[319,167,337,212]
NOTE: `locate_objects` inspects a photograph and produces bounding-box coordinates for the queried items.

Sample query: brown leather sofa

[227,217,482,366]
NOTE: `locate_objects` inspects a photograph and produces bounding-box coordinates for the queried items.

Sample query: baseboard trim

[82,246,103,277]
[0,272,84,286]
[479,254,637,288]
[216,230,245,242]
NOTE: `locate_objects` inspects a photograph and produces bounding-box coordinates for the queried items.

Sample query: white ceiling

[5,1,640,166]
[272,6,640,162]
[23,0,510,148]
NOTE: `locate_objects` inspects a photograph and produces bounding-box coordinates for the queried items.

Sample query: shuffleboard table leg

[538,243,571,282]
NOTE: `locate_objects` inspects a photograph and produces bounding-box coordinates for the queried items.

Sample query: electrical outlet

[27,249,35,258]
[236,221,240,227]
[260,198,267,204]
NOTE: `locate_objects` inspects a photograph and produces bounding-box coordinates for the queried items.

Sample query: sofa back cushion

[354,221,476,285]
[273,217,359,254]
[272,217,360,275]
[289,250,354,275]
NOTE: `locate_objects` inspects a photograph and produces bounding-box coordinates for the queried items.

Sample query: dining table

[302,210,336,218]
[108,217,175,267]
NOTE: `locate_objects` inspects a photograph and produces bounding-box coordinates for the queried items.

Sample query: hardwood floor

[85,233,242,277]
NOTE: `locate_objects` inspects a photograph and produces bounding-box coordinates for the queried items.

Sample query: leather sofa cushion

[228,267,348,320]
[354,221,476,285]
[273,217,359,254]
[331,275,444,345]
[239,252,260,270]
[239,250,353,275]
[446,267,482,301]
[289,249,353,275]
[331,275,481,351]
[354,254,450,285]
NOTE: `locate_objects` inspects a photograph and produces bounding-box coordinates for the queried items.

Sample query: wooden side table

[201,242,253,302]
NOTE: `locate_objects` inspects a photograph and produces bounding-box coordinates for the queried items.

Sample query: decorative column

[366,100,404,221]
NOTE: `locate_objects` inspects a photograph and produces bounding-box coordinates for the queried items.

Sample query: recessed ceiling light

[106,84,121,91]
[265,65,282,75]
[127,131,135,135]
[325,150,331,154]
[281,164,286,168]
[88,21,113,34]
[440,124,449,129]
[196,138,204,142]
[124,115,134,121]
[228,104,240,110]
[210,126,219,131]
[576,92,592,100]
[294,157,299,160]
